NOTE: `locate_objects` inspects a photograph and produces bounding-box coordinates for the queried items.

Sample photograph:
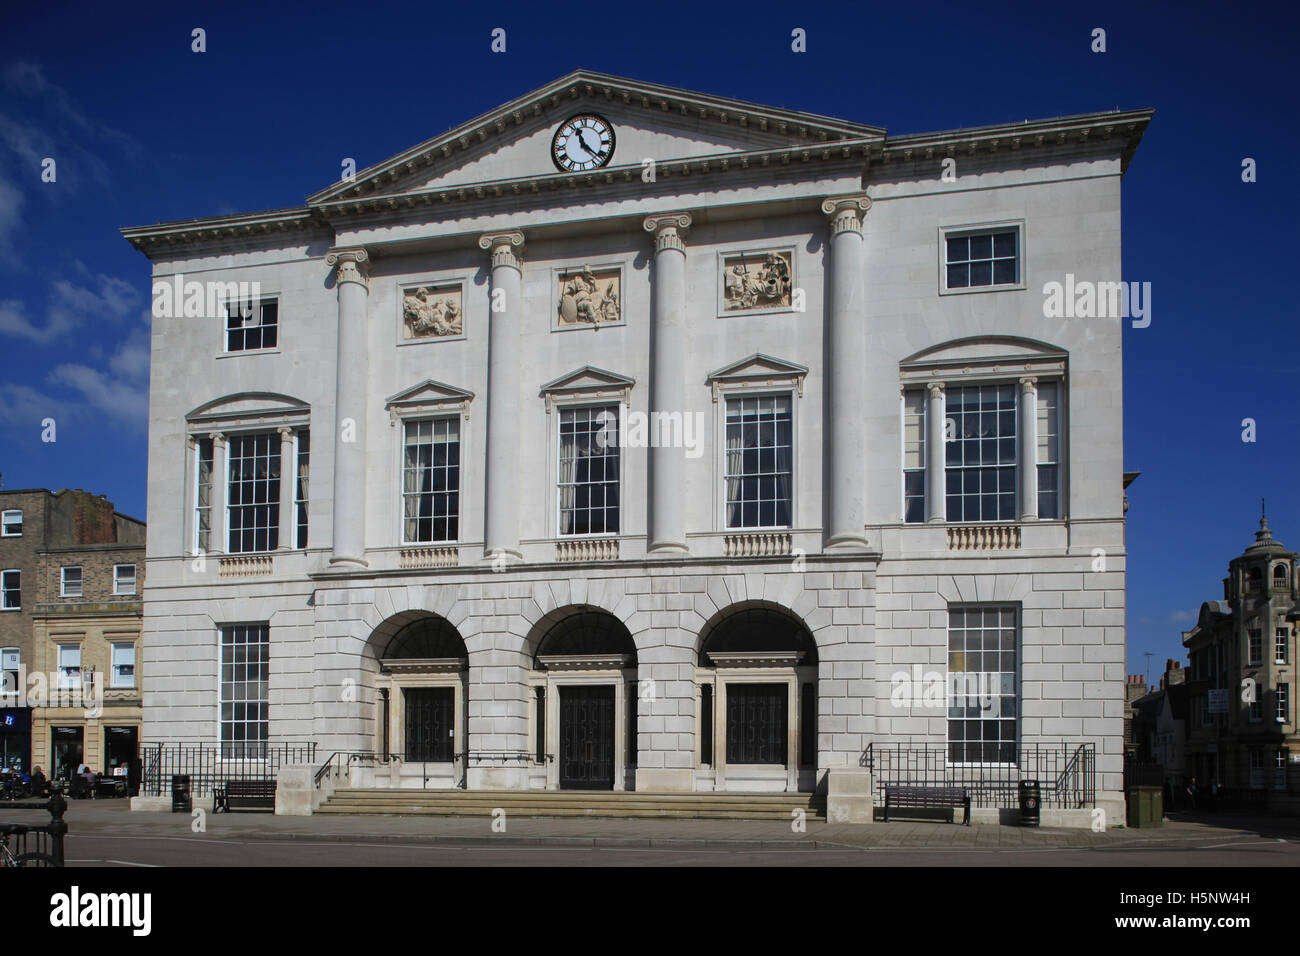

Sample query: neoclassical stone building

[124,72,1148,818]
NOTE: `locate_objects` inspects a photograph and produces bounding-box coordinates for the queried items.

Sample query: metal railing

[2,791,68,866]
[314,751,401,790]
[864,742,1096,809]
[142,742,317,798]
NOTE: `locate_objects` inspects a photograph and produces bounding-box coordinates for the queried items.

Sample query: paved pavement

[10,799,1299,865]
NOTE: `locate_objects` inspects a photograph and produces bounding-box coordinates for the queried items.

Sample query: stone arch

[695,599,819,666]
[527,605,638,669]
[363,609,468,665]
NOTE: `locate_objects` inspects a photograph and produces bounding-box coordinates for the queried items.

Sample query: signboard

[1208,689,1229,714]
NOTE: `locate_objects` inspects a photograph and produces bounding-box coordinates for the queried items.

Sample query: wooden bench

[215,779,276,812]
[883,785,971,825]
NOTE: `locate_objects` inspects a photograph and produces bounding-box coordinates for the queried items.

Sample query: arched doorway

[696,602,818,793]
[528,607,638,791]
[369,612,469,789]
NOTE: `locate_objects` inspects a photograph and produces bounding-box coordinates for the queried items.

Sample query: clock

[551,113,615,172]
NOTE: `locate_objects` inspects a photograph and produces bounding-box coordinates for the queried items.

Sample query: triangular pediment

[384,379,475,417]
[539,366,635,412]
[706,353,808,401]
[308,70,883,204]
[540,366,635,394]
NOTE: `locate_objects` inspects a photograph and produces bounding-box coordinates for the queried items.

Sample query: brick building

[0,489,144,779]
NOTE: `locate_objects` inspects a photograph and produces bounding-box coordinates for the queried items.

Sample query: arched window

[699,605,818,666]
[1248,568,1263,593]
[382,616,467,662]
[533,608,636,667]
[1273,565,1288,589]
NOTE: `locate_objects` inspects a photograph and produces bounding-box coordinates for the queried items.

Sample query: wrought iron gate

[405,687,454,762]
[726,684,787,765]
[559,686,615,789]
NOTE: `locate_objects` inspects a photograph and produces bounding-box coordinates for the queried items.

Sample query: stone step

[317,788,824,819]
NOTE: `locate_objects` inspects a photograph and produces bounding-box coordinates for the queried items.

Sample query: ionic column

[479,231,526,562]
[209,432,226,555]
[278,427,296,550]
[1019,376,1038,520]
[821,195,872,551]
[926,383,946,523]
[325,248,370,567]
[643,212,692,554]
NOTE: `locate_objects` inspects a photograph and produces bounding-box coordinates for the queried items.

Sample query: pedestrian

[1186,776,1198,810]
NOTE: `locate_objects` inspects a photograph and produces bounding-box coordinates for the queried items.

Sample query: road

[62,830,1300,866]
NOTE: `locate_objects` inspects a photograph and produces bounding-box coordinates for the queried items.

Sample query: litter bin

[1126,785,1163,827]
[171,774,191,813]
[1019,779,1041,827]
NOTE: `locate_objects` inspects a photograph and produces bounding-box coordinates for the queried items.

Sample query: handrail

[313,751,401,789]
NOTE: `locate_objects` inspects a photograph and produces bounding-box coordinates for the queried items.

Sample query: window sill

[216,349,281,360]
[939,282,1026,297]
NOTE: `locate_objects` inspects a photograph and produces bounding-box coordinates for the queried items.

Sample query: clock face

[552,114,615,172]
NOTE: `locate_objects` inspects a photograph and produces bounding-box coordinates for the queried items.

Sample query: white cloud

[0,381,76,432]
[45,326,150,429]
[0,274,140,345]
[0,297,75,344]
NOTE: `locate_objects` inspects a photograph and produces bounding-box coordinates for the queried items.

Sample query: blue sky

[0,0,1295,679]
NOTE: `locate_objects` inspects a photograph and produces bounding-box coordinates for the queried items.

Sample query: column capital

[1019,375,1038,391]
[643,212,692,253]
[278,426,295,440]
[821,194,872,236]
[209,431,226,448]
[478,230,525,270]
[927,382,945,399]
[325,247,370,287]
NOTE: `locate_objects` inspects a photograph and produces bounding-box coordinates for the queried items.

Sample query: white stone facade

[126,72,1149,810]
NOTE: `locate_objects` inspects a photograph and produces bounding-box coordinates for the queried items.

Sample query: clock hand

[579,129,601,155]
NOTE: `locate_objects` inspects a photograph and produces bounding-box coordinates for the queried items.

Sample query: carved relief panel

[554,264,622,330]
[401,282,465,342]
[718,249,794,315]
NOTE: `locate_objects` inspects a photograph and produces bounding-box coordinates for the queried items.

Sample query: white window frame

[1,647,19,696]
[946,604,1020,768]
[223,296,279,354]
[218,623,270,759]
[720,390,796,532]
[113,564,136,596]
[1278,684,1290,724]
[111,642,136,689]
[942,382,1019,523]
[900,389,926,523]
[555,402,622,538]
[192,435,214,556]
[224,431,282,554]
[938,220,1027,295]
[56,644,81,689]
[400,415,462,545]
[1277,627,1289,665]
[60,566,83,598]
[0,570,18,611]
[0,510,21,537]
